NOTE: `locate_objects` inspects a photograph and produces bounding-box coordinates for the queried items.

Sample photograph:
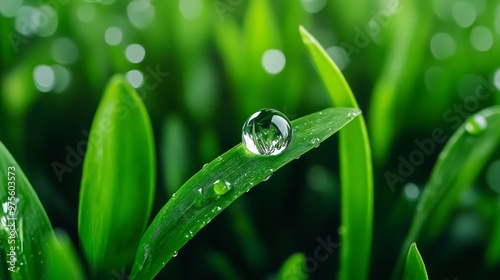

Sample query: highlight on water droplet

[172,251,178,257]
[263,173,273,182]
[242,109,293,156]
[465,114,487,135]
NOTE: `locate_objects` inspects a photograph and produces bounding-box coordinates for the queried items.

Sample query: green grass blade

[395,106,500,278]
[299,26,373,280]
[486,199,500,266]
[206,251,243,280]
[78,75,156,275]
[403,243,429,280]
[276,252,308,280]
[45,230,85,280]
[0,142,55,279]
[130,107,361,279]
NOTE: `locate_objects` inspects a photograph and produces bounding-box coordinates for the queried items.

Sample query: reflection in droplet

[125,44,146,64]
[430,33,456,60]
[76,4,96,23]
[261,49,286,75]
[300,0,327,13]
[126,70,144,88]
[452,1,476,28]
[242,109,292,156]
[179,0,202,20]
[105,26,123,46]
[470,26,493,52]
[127,0,155,29]
[33,65,55,92]
[51,38,79,64]
[326,46,350,70]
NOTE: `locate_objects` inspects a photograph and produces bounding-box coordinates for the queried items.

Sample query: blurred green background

[1,0,500,278]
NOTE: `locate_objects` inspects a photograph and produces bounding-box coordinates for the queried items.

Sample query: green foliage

[276,253,308,280]
[403,243,429,280]
[0,142,55,280]
[131,107,360,279]
[300,26,373,280]
[45,231,85,280]
[78,75,156,275]
[395,107,500,278]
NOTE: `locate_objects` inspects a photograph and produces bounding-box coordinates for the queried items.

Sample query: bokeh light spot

[125,44,146,64]
[126,70,144,88]
[326,46,350,70]
[105,27,123,46]
[51,38,79,64]
[261,49,286,75]
[33,65,55,92]
[430,33,456,60]
[452,1,476,28]
[470,26,493,52]
[179,0,202,20]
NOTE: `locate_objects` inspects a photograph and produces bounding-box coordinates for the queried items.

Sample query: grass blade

[395,106,500,278]
[403,243,429,280]
[0,142,55,279]
[277,252,308,280]
[45,230,85,280]
[299,26,373,280]
[78,75,156,275]
[130,107,361,279]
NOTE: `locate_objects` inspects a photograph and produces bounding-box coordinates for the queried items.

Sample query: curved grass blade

[403,243,428,280]
[0,142,55,279]
[276,252,308,280]
[394,106,500,278]
[45,230,85,280]
[130,107,361,279]
[78,75,156,275]
[299,26,373,280]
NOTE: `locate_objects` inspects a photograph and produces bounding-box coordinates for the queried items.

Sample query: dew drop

[213,180,232,196]
[311,138,320,145]
[465,114,487,135]
[242,109,292,156]
[172,251,178,257]
[263,173,273,181]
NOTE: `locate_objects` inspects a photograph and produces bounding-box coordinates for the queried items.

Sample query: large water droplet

[242,109,292,156]
[213,180,232,195]
[465,114,487,135]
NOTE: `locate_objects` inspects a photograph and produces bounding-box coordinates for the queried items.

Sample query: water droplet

[203,163,208,168]
[213,180,232,195]
[242,109,292,156]
[171,193,176,198]
[172,251,178,257]
[347,109,362,118]
[311,138,320,145]
[263,173,273,181]
[295,156,301,160]
[465,114,487,135]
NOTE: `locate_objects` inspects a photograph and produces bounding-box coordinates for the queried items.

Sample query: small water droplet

[263,173,273,181]
[245,188,250,193]
[242,109,293,156]
[347,109,362,118]
[203,163,208,168]
[311,138,320,145]
[171,193,176,198]
[172,251,178,257]
[295,156,301,160]
[465,114,487,135]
